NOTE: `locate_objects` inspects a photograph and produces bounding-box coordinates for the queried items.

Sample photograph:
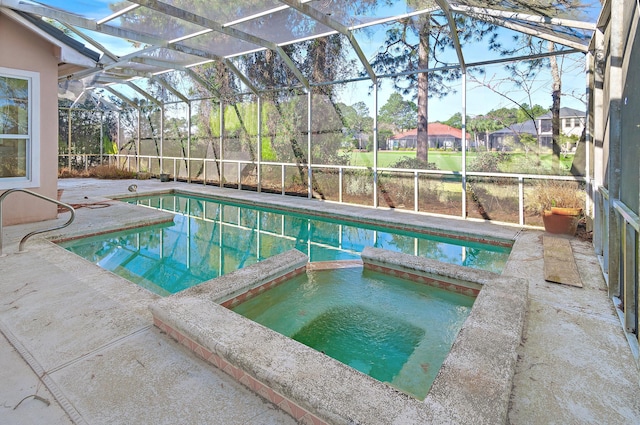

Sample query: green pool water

[232,267,475,399]
[59,193,510,295]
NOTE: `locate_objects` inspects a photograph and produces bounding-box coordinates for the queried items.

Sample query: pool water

[59,193,510,295]
[232,267,475,399]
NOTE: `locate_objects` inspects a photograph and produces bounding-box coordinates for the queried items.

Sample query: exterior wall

[0,14,58,225]
[387,135,465,150]
[591,0,640,360]
[488,115,585,151]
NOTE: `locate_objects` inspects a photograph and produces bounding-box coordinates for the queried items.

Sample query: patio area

[0,178,638,424]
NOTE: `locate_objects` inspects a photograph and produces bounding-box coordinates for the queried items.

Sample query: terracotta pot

[542,210,580,235]
[550,207,582,217]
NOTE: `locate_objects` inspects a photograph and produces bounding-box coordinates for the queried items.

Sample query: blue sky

[39,0,590,119]
[345,18,588,121]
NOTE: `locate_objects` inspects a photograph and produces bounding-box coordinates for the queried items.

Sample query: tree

[378,92,418,132]
[480,30,587,172]
[467,111,515,151]
[369,7,497,163]
[58,97,118,169]
[548,42,562,173]
[516,103,546,123]
[337,102,374,149]
[442,112,463,129]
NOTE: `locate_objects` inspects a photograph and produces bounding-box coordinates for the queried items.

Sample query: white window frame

[0,67,40,189]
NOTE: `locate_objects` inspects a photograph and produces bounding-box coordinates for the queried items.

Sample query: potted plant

[527,180,585,235]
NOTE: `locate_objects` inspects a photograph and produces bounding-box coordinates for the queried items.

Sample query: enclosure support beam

[279,0,377,83]
[373,83,379,208]
[461,72,467,219]
[116,111,121,155]
[187,102,191,183]
[3,0,235,74]
[592,29,606,257]
[160,104,164,174]
[103,86,138,110]
[607,0,624,298]
[307,92,312,199]
[136,108,141,173]
[59,22,118,62]
[257,97,262,193]
[185,69,221,99]
[434,0,466,72]
[126,82,161,106]
[134,0,309,90]
[457,11,589,52]
[219,100,224,187]
[623,224,637,333]
[152,77,189,104]
[100,111,104,165]
[67,109,72,169]
[450,5,597,30]
[584,52,593,221]
[224,60,259,96]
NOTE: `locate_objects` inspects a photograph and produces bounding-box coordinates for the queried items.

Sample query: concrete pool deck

[1,178,638,424]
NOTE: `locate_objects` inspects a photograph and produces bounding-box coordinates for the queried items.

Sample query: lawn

[348,150,575,174]
[349,150,467,170]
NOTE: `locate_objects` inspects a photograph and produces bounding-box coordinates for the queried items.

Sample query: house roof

[536,107,585,119]
[490,120,539,136]
[490,107,586,136]
[16,11,101,63]
[390,123,471,140]
[1,8,101,70]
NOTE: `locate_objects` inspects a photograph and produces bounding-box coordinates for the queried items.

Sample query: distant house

[488,107,586,151]
[387,123,471,150]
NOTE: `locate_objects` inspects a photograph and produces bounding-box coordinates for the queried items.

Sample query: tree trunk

[416,17,429,162]
[549,42,561,173]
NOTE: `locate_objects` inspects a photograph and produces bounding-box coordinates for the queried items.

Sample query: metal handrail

[0,188,75,256]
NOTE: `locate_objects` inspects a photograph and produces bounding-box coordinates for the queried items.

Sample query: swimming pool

[59,193,511,295]
[151,247,528,424]
[231,266,475,400]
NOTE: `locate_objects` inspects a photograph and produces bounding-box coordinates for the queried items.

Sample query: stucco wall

[0,14,58,225]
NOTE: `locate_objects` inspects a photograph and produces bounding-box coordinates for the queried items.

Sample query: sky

[38,0,591,120]
[342,19,589,122]
[361,56,588,123]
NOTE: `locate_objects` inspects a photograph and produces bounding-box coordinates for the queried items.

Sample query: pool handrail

[0,188,75,256]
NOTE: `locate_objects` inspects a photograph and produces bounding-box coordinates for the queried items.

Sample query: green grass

[348,150,576,174]
[349,150,470,170]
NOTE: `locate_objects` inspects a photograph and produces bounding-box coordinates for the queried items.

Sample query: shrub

[467,151,508,172]
[389,156,439,170]
[525,180,585,215]
[58,165,138,179]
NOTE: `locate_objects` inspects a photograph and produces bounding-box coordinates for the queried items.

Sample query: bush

[467,151,508,172]
[525,180,585,215]
[58,165,138,179]
[389,156,439,170]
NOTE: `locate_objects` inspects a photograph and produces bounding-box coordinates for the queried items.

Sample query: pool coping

[111,188,516,248]
[150,248,528,424]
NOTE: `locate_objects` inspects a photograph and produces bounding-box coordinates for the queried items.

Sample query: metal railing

[59,153,587,227]
[0,189,75,256]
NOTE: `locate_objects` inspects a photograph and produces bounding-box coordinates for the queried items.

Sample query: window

[0,67,40,188]
[564,118,573,127]
[540,119,551,133]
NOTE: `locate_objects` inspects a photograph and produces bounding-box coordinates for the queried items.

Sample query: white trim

[0,67,40,189]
